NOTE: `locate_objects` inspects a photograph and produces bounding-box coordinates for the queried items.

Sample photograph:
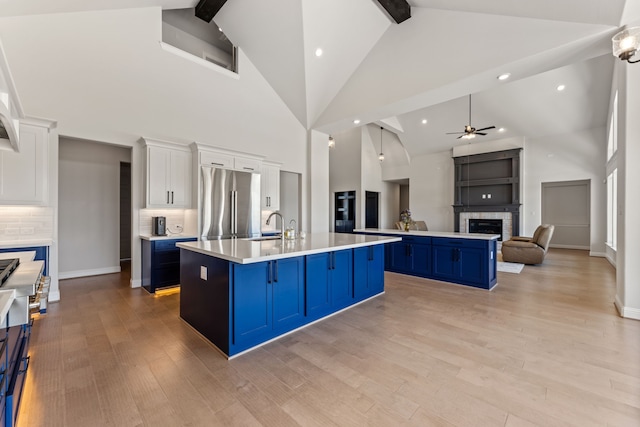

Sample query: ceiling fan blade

[446,132,465,135]
[476,132,487,135]
[475,126,496,132]
[457,135,465,139]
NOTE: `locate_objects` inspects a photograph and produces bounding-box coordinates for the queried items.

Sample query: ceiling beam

[195,0,228,23]
[375,0,411,24]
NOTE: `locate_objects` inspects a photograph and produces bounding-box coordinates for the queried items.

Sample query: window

[607,91,618,161]
[606,169,617,249]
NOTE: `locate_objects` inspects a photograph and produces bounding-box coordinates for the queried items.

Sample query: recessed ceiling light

[556,84,566,91]
[498,127,506,132]
[421,119,428,124]
[353,119,361,124]
[315,48,323,57]
[497,73,511,81]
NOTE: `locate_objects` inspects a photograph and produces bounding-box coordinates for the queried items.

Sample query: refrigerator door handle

[231,190,238,235]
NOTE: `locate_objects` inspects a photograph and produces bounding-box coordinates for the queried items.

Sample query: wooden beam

[375,0,411,24]
[195,0,228,23]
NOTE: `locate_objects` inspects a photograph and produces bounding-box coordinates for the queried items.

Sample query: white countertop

[354,228,500,240]
[177,232,402,264]
[140,234,198,241]
[0,251,37,262]
[2,260,44,297]
[0,289,16,328]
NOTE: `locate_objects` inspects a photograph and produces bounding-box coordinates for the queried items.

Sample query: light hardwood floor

[17,249,640,426]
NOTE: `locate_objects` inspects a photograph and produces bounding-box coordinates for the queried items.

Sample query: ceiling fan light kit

[446,94,495,140]
[612,26,640,64]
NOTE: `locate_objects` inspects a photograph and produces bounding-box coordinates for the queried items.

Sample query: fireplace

[469,219,503,240]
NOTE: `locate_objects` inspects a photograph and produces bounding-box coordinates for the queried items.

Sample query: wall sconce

[612,27,640,63]
[328,135,335,148]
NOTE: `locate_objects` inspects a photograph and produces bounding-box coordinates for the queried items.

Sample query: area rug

[497,261,525,274]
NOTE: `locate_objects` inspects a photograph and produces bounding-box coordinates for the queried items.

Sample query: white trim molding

[615,296,640,320]
[59,266,121,280]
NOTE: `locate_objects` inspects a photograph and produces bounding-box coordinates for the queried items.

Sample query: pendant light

[378,126,385,162]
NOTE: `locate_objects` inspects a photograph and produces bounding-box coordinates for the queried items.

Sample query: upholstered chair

[501,224,555,265]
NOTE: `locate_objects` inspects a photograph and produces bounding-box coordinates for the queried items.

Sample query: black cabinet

[334,191,355,233]
[142,237,196,293]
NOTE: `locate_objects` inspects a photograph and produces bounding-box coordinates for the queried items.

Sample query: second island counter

[177,232,401,358]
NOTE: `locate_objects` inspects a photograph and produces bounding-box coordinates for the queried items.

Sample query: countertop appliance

[0,258,20,285]
[152,216,167,236]
[200,165,261,240]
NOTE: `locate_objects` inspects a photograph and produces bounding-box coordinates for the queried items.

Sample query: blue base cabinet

[142,237,196,293]
[431,237,496,289]
[353,245,384,300]
[357,232,497,290]
[1,321,32,427]
[180,244,387,357]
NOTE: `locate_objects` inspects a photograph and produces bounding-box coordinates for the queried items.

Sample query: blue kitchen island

[177,233,401,358]
[355,229,499,290]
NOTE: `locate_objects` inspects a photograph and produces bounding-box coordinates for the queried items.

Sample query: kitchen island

[354,229,499,290]
[177,233,401,358]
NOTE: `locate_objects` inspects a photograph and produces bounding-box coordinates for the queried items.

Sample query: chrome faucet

[266,211,285,237]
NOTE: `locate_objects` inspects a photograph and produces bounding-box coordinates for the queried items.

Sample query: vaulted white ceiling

[0,0,637,158]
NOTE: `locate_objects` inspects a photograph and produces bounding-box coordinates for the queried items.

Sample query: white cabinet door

[261,163,280,210]
[169,149,191,207]
[147,146,172,207]
[146,144,192,208]
[0,124,48,205]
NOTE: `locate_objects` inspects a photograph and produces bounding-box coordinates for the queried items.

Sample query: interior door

[365,191,379,229]
[541,180,590,249]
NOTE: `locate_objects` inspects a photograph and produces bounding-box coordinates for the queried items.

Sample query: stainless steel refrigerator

[200,166,261,239]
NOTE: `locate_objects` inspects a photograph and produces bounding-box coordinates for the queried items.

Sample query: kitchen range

[0,251,49,427]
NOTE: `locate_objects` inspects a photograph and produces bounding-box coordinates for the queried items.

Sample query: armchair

[501,224,555,265]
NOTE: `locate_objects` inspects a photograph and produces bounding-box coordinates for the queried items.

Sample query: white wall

[409,150,455,231]
[614,59,640,320]
[280,171,300,232]
[523,127,607,255]
[58,138,131,278]
[309,130,329,233]
[0,8,310,287]
[329,128,362,230]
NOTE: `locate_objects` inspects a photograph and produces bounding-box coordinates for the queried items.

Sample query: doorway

[541,180,590,249]
[120,162,132,261]
[365,191,379,229]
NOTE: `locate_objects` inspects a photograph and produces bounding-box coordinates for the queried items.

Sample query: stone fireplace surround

[460,212,513,242]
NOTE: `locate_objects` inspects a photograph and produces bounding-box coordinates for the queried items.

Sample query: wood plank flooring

[17,249,640,426]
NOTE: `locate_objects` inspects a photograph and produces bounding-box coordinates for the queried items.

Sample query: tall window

[607,91,618,161]
[607,169,617,249]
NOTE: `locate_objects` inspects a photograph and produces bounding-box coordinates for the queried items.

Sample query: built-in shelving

[334,191,355,233]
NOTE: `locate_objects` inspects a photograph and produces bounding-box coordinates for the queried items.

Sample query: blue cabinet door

[305,253,331,318]
[233,262,272,346]
[354,245,385,300]
[272,258,305,332]
[432,245,457,281]
[387,241,409,273]
[458,247,485,285]
[331,249,353,309]
[409,243,431,276]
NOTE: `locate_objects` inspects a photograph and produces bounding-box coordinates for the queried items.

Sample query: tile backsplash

[139,209,197,236]
[0,206,54,242]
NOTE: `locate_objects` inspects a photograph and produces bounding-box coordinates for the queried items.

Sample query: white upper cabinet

[143,139,192,208]
[195,143,262,172]
[0,122,49,205]
[261,161,281,210]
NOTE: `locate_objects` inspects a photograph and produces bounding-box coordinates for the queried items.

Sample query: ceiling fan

[446,94,495,139]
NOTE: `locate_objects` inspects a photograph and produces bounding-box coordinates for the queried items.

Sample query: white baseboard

[614,296,640,320]
[130,278,141,288]
[605,254,617,268]
[48,290,60,302]
[589,251,606,258]
[550,244,590,250]
[59,266,121,280]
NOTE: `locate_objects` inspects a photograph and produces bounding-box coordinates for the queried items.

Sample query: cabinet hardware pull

[243,167,254,171]
[273,260,278,283]
[211,162,224,166]
[167,191,170,204]
[171,191,174,204]
[267,261,272,283]
[18,355,31,374]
